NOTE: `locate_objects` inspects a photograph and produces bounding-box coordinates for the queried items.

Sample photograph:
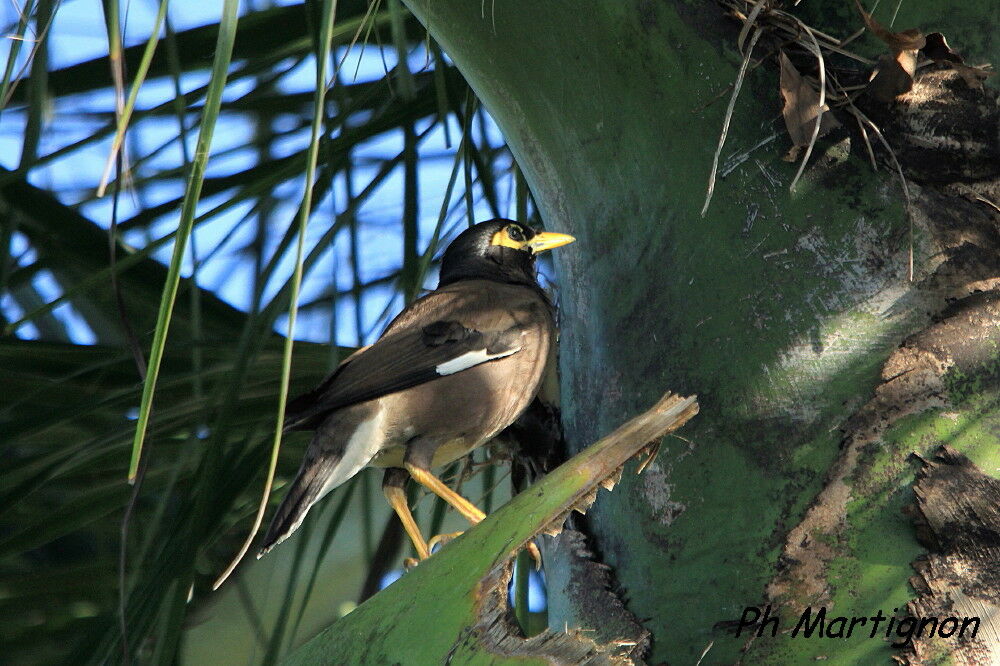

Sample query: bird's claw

[403,557,420,571]
[428,530,464,553]
[427,532,541,569]
[526,540,542,570]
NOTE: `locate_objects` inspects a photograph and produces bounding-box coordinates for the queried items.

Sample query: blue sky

[2,0,557,626]
[1,0,522,347]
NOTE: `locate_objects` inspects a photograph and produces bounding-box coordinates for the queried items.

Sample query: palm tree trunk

[392,1,1000,663]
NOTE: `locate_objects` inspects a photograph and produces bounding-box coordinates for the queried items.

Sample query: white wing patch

[435,346,520,376]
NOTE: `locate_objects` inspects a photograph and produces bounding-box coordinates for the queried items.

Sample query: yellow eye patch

[490,224,529,250]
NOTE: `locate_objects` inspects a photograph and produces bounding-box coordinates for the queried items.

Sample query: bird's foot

[427,532,542,568]
[428,530,464,553]
[525,541,542,570]
[403,557,420,571]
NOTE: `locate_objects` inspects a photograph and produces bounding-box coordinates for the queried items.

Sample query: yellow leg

[404,464,486,524]
[405,464,543,568]
[383,485,430,560]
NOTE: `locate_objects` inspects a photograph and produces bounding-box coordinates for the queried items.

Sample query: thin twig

[737,0,768,54]
[839,26,867,48]
[695,640,715,666]
[719,131,779,178]
[702,28,762,217]
[971,194,1000,215]
[788,20,827,192]
[828,72,878,171]
[849,106,915,280]
[856,114,877,170]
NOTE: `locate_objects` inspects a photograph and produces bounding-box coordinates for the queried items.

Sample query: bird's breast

[370,322,551,470]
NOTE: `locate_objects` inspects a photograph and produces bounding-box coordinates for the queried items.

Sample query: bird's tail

[258,465,331,557]
[257,442,345,558]
[257,415,382,557]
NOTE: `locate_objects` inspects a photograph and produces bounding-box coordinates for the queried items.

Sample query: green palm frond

[0,0,527,662]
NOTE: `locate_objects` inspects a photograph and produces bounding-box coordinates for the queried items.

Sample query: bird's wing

[284,288,527,430]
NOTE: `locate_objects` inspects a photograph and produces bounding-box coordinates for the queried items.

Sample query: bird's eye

[506,225,525,242]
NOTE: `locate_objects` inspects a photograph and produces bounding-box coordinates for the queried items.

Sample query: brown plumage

[259,219,574,559]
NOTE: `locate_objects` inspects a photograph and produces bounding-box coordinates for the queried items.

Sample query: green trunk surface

[293,0,999,662]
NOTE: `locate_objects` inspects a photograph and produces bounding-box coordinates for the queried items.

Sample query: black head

[438,219,575,288]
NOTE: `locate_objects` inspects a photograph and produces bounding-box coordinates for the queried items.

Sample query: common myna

[258,219,575,560]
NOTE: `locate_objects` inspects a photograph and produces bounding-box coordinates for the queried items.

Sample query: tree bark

[402,0,999,663]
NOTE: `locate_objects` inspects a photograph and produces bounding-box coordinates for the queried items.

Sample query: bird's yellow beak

[528,231,576,253]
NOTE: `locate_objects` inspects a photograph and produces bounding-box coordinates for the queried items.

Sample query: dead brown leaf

[855,5,994,97]
[920,32,995,90]
[779,52,841,149]
[921,32,963,64]
[918,33,994,91]
[853,0,927,100]
[869,51,918,103]
[853,0,926,52]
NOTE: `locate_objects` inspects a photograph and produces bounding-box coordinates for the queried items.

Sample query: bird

[258,219,575,561]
